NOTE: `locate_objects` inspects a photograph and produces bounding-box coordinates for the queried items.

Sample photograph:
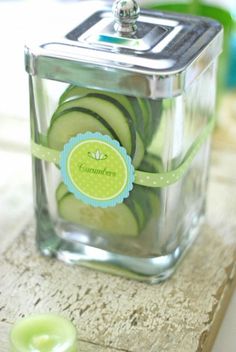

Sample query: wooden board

[0,94,236,351]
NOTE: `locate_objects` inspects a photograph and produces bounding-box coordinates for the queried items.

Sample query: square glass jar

[25,5,222,283]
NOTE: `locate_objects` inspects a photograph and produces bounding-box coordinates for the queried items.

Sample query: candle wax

[10,314,77,352]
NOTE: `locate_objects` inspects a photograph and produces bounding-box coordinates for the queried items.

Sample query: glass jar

[25,1,222,283]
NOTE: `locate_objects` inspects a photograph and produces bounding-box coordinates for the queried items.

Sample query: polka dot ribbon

[31,116,215,188]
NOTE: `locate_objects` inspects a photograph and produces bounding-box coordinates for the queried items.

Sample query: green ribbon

[31,116,215,188]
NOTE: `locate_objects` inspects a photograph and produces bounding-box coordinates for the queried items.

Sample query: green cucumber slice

[137,98,153,142]
[130,197,145,230]
[124,197,141,230]
[52,94,136,157]
[143,100,154,143]
[127,97,154,145]
[139,160,156,173]
[150,99,163,134]
[130,186,150,221]
[56,183,68,201]
[55,182,145,231]
[132,132,145,168]
[59,86,89,104]
[146,189,161,216]
[150,193,160,216]
[58,86,137,125]
[127,97,145,138]
[74,93,136,156]
[55,181,143,230]
[139,153,164,173]
[59,194,139,236]
[144,154,164,173]
[47,107,118,150]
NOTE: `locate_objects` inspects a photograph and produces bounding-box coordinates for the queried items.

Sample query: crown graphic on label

[88,149,108,161]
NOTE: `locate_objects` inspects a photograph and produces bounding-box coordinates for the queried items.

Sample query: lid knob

[112,0,140,37]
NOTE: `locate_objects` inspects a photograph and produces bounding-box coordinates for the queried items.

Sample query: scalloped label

[60,133,135,207]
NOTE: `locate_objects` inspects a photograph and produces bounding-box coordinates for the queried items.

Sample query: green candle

[10,314,77,352]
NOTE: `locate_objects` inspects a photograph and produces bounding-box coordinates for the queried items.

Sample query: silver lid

[25,7,223,98]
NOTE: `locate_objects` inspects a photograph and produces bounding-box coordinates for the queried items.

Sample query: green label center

[68,139,128,201]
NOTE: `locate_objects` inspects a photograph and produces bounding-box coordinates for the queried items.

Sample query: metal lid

[25,3,223,98]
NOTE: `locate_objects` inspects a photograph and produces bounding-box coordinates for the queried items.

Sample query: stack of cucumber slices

[48,85,163,236]
[56,182,160,237]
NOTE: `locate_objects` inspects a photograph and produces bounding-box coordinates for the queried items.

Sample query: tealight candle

[10,314,77,352]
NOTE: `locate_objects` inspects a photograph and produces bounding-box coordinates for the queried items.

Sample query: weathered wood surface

[0,95,236,351]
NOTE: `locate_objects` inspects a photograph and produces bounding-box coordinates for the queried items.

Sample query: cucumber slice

[130,186,151,222]
[139,160,156,173]
[128,185,160,230]
[76,93,136,156]
[56,184,143,233]
[59,194,139,236]
[56,183,68,201]
[127,97,154,145]
[150,99,163,135]
[137,98,153,142]
[47,107,118,150]
[140,153,164,173]
[52,94,136,157]
[124,197,141,230]
[58,86,137,125]
[55,182,145,231]
[127,97,145,138]
[132,132,145,168]
[144,154,164,173]
[146,190,161,216]
[130,197,145,229]
[59,86,90,104]
[143,100,154,144]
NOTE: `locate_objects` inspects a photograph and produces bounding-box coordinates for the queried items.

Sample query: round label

[60,133,135,207]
